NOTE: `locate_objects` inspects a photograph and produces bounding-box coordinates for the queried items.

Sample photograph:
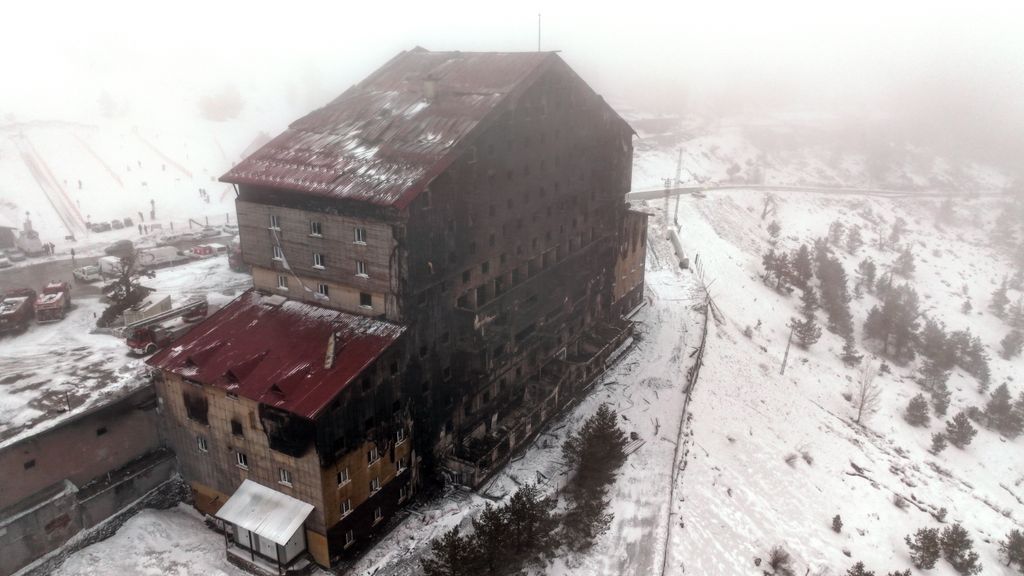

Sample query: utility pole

[780,323,795,375]
[537,13,541,51]
[672,148,683,226]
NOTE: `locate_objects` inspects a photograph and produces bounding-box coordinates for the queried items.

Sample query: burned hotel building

[148,47,647,571]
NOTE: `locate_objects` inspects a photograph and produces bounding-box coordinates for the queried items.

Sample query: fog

[3,0,1023,168]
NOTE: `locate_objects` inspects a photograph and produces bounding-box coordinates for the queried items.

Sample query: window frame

[269,214,280,230]
[359,292,372,309]
[197,435,208,453]
[277,275,289,290]
[272,245,284,260]
[278,467,292,486]
[309,220,323,237]
[370,476,381,493]
[354,227,367,244]
[313,252,325,269]
[337,467,350,486]
[341,498,352,517]
[318,283,330,297]
[356,260,368,277]
[235,451,249,470]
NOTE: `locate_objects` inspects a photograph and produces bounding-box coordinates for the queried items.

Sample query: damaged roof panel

[220,49,558,209]
[147,290,404,419]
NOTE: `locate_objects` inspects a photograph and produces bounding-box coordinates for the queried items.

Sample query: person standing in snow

[70,248,76,265]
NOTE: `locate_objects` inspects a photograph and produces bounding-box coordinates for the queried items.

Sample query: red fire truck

[0,289,37,334]
[34,282,72,323]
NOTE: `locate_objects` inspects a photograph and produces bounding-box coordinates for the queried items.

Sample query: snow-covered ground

[0,257,251,448]
[665,189,1023,575]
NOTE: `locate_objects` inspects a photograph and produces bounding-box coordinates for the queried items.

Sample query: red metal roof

[147,290,404,420]
[220,48,559,209]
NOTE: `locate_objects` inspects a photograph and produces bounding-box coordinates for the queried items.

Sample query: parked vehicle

[137,246,190,270]
[221,223,239,234]
[5,250,26,262]
[90,222,112,233]
[0,256,11,268]
[123,217,134,227]
[34,282,72,323]
[98,255,131,277]
[110,219,124,230]
[199,227,221,238]
[73,265,102,283]
[104,239,134,257]
[157,232,189,245]
[190,243,228,258]
[125,298,208,355]
[0,289,36,333]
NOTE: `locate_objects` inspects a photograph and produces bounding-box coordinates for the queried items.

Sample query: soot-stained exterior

[151,47,647,570]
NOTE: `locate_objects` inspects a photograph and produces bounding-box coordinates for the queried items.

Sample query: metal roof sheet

[220,48,559,209]
[215,479,314,546]
[147,289,404,419]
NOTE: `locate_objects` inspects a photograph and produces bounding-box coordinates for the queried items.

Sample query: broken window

[230,419,244,437]
[182,392,209,425]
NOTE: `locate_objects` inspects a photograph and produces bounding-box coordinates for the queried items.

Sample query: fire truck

[34,282,72,323]
[125,297,208,355]
[0,289,37,334]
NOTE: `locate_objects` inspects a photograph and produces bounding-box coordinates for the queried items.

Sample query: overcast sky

[3,0,1022,164]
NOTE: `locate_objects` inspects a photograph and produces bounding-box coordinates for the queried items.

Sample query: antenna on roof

[537,13,541,51]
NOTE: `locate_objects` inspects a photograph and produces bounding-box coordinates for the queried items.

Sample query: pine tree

[985,383,1023,436]
[890,217,907,244]
[792,316,822,349]
[421,528,480,576]
[832,514,843,533]
[930,432,948,454]
[917,319,951,366]
[767,220,782,243]
[864,284,920,360]
[918,357,950,392]
[961,299,973,314]
[792,244,814,287]
[931,381,951,417]
[1001,330,1024,360]
[895,247,916,277]
[857,258,877,292]
[991,279,1011,318]
[563,403,629,493]
[940,523,983,575]
[800,287,820,317]
[904,394,930,427]
[1010,298,1024,329]
[504,484,558,556]
[905,527,942,569]
[472,503,509,575]
[847,226,864,254]
[829,220,846,246]
[999,529,1024,571]
[946,411,978,449]
[842,334,863,366]
[846,561,875,576]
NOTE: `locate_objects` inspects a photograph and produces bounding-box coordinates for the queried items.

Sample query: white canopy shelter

[216,480,314,546]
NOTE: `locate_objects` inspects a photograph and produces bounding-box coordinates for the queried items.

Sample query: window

[230,419,243,437]
[313,252,325,269]
[354,227,366,244]
[96,426,108,436]
[397,456,408,473]
[277,275,288,290]
[422,189,432,209]
[235,452,249,469]
[341,498,352,517]
[481,261,489,274]
[399,485,408,502]
[462,269,471,284]
[309,221,322,236]
[368,447,380,465]
[318,283,329,297]
[359,292,372,308]
[345,530,355,548]
[183,392,209,425]
[279,468,292,486]
[269,214,280,229]
[356,260,368,277]
[373,507,383,524]
[197,436,208,452]
[396,428,406,444]
[370,476,381,493]
[272,245,283,260]
[24,459,35,470]
[337,467,350,486]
